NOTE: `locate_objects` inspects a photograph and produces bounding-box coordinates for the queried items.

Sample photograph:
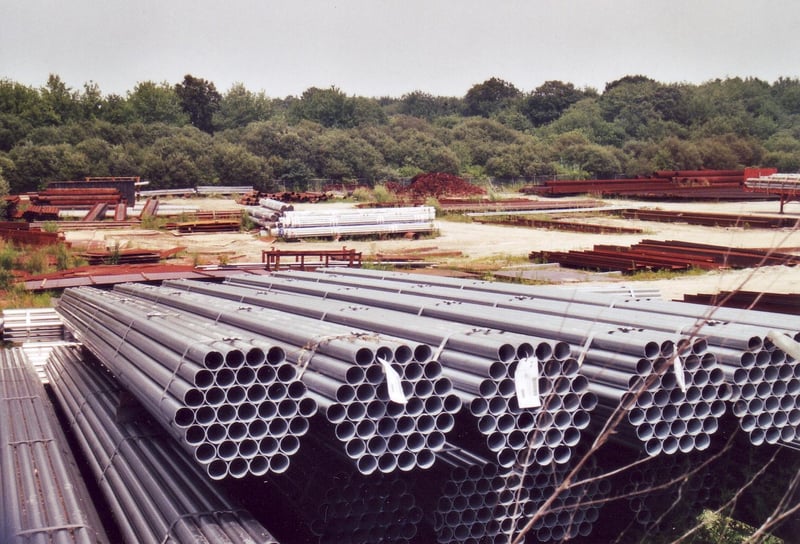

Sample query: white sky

[2,0,799,98]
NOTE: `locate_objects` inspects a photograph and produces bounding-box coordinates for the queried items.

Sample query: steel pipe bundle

[45,346,278,543]
[162,278,593,467]
[261,445,423,543]
[1,307,66,343]
[586,342,731,456]
[274,206,435,239]
[196,185,254,195]
[616,453,713,532]
[222,273,731,456]
[279,206,435,228]
[0,347,109,544]
[56,287,313,480]
[725,340,800,446]
[745,173,800,190]
[291,268,800,449]
[502,456,607,543]
[243,205,280,226]
[410,445,606,543]
[258,198,293,213]
[440,347,592,469]
[276,221,436,239]
[107,282,459,475]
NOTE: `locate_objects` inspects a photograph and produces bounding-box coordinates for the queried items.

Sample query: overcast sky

[2,0,799,98]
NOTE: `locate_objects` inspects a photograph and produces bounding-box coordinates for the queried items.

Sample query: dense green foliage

[1,73,799,193]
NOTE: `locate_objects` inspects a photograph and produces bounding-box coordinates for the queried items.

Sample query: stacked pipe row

[243,205,281,227]
[46,345,278,543]
[0,347,109,544]
[158,278,592,468]
[745,173,800,191]
[584,339,730,456]
[284,267,800,449]
[443,345,592,468]
[615,452,714,532]
[1,307,66,343]
[274,206,435,239]
[722,339,800,446]
[411,445,606,543]
[259,197,293,213]
[553,293,800,446]
[103,282,460,475]
[56,287,314,480]
[221,271,730,457]
[261,446,423,543]
[502,455,606,543]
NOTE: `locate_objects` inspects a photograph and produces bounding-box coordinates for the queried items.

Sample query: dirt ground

[64,195,800,301]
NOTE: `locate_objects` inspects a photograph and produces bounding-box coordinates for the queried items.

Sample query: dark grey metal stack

[249,269,800,453]
[0,347,109,544]
[46,345,278,544]
[411,445,607,543]
[84,282,461,475]
[304,267,800,450]
[57,287,313,480]
[160,278,595,468]
[265,449,424,543]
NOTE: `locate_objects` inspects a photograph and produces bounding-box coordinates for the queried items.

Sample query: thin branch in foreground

[669,448,781,544]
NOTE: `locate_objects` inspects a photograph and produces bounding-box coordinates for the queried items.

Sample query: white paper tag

[515,357,541,408]
[378,358,407,404]
[673,357,687,393]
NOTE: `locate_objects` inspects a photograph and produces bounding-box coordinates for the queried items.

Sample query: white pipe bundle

[279,206,435,228]
[272,206,436,239]
[745,173,800,190]
[259,198,294,212]
[276,222,435,240]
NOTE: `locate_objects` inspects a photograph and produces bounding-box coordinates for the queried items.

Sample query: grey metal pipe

[45,346,277,543]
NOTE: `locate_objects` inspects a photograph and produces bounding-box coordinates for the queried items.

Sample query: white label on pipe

[515,357,541,409]
[378,358,407,404]
[673,356,687,393]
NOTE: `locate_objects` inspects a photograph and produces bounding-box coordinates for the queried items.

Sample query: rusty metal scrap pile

[522,168,779,200]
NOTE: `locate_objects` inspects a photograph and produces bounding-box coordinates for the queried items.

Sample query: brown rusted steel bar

[474,216,643,234]
[81,203,108,222]
[114,203,127,221]
[680,290,800,315]
[0,228,67,247]
[621,209,796,228]
[530,238,799,274]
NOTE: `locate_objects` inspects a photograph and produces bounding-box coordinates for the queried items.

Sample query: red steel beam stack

[530,239,800,273]
[621,209,799,228]
[30,188,122,207]
[681,290,800,315]
[0,222,67,247]
[522,169,779,200]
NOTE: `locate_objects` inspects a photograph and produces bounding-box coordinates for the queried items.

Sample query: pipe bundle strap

[295,331,379,376]
[15,524,94,537]
[99,433,160,483]
[160,509,252,544]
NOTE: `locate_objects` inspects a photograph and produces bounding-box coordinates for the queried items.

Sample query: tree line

[0,73,799,194]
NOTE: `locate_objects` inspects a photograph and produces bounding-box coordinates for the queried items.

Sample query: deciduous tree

[175,74,221,133]
[464,77,521,117]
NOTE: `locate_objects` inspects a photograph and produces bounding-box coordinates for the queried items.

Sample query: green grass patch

[627,266,707,281]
